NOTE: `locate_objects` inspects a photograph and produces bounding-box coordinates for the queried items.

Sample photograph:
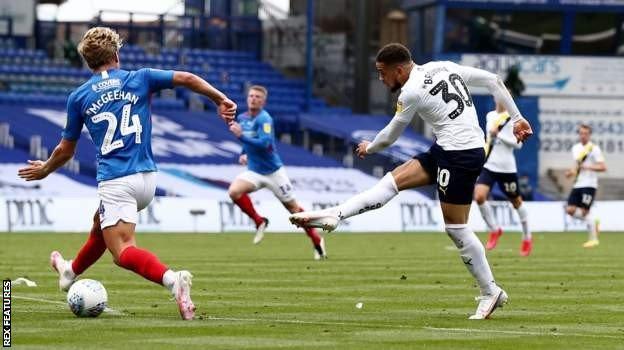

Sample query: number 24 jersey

[62,68,174,182]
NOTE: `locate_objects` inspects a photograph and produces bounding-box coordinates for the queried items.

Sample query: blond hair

[248,85,268,99]
[77,27,123,70]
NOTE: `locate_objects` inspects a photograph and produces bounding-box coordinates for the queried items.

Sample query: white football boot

[50,251,76,292]
[289,209,339,232]
[172,270,196,320]
[253,218,269,245]
[313,237,328,260]
[469,286,508,320]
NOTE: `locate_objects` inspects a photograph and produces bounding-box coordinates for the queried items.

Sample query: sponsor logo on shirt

[263,123,272,133]
[396,100,403,113]
[91,78,122,93]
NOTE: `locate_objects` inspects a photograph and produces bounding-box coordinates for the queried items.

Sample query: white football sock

[333,172,398,219]
[516,204,531,240]
[446,224,497,296]
[66,260,77,279]
[585,211,597,241]
[162,269,176,293]
[478,202,498,232]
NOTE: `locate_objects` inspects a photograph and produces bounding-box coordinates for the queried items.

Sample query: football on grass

[67,279,108,317]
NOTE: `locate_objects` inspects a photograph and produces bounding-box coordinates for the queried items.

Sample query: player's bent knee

[228,187,242,200]
[565,206,576,216]
[510,196,523,208]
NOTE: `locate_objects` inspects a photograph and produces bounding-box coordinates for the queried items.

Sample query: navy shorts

[567,187,596,209]
[476,168,520,199]
[414,143,485,205]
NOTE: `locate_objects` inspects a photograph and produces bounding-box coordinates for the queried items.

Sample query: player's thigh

[229,176,258,198]
[440,202,472,225]
[266,167,295,203]
[231,171,262,196]
[391,159,434,191]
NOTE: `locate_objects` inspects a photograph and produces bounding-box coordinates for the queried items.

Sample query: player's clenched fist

[356,140,371,159]
[513,118,533,143]
[218,98,237,124]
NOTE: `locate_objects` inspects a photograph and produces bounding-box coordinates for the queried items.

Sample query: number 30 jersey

[62,68,174,182]
[395,61,491,151]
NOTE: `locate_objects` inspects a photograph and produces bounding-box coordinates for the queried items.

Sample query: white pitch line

[13,295,124,315]
[423,326,624,340]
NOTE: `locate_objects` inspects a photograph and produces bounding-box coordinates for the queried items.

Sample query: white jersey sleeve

[365,89,419,154]
[453,64,523,123]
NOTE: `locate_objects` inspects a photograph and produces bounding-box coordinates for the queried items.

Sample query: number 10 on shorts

[437,167,450,188]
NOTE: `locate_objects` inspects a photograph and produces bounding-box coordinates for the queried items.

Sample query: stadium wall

[0,197,622,233]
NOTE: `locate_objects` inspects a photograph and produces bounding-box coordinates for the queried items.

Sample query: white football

[66,279,108,317]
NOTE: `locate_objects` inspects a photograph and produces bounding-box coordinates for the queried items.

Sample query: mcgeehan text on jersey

[86,90,140,116]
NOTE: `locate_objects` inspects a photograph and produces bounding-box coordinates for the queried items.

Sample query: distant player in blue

[227,85,326,259]
[18,27,237,320]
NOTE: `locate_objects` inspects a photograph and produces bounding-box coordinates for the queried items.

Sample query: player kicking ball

[18,27,237,320]
[474,99,532,256]
[227,85,326,260]
[564,124,606,248]
[290,43,533,319]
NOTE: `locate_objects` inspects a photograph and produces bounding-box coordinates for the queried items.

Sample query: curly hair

[77,27,123,70]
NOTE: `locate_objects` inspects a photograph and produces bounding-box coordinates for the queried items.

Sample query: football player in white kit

[474,98,532,256]
[564,124,606,248]
[290,43,533,319]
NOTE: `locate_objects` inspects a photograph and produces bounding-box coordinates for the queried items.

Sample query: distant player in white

[564,124,606,248]
[474,98,532,256]
[290,43,533,319]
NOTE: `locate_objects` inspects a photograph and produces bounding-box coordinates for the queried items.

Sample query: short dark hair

[578,123,592,133]
[376,43,412,65]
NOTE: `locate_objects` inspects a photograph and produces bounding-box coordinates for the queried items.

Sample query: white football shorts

[97,171,156,229]
[236,167,295,203]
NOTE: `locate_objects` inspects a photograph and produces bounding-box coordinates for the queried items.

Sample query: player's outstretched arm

[17,138,76,181]
[455,64,533,142]
[363,91,418,157]
[362,117,410,157]
[172,71,237,123]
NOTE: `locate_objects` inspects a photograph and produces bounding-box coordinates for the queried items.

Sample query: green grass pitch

[2,232,624,349]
